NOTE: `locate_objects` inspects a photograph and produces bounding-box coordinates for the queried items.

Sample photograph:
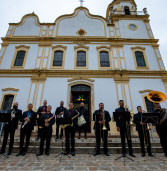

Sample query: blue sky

[0,0,166,68]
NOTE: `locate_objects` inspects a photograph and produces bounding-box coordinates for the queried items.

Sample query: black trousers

[156,125,167,154]
[138,128,151,154]
[56,124,63,138]
[78,124,87,137]
[65,126,75,152]
[95,129,108,153]
[39,129,52,154]
[38,127,42,138]
[120,126,133,154]
[1,125,16,153]
[19,128,32,153]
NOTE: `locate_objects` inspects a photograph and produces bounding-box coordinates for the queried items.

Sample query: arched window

[144,96,154,112]
[53,51,63,66]
[2,95,14,111]
[14,50,26,66]
[77,51,86,67]
[100,51,110,67]
[124,6,131,15]
[135,51,146,67]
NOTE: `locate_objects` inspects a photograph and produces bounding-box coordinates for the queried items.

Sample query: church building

[0,0,167,133]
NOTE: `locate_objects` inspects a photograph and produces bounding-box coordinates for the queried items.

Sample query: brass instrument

[45,114,55,127]
[147,91,167,125]
[124,107,132,140]
[147,91,166,104]
[11,109,16,121]
[61,110,80,129]
[22,112,32,128]
[102,109,107,131]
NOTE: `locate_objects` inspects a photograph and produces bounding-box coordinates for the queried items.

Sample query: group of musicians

[0,99,167,158]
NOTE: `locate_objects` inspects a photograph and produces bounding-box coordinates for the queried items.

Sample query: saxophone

[61,110,80,129]
[22,112,32,128]
[45,114,55,127]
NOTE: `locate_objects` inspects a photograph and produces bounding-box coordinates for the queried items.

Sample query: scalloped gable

[55,7,107,37]
[13,14,41,37]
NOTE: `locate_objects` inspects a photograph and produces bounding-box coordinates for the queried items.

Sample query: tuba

[146,91,167,125]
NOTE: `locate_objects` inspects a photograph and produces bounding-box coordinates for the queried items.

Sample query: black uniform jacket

[93,109,111,131]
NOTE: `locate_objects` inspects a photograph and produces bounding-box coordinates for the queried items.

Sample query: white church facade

[0,0,167,133]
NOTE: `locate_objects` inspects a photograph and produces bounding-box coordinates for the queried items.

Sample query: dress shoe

[56,136,59,139]
[36,137,39,140]
[165,153,167,157]
[78,136,80,139]
[16,151,22,156]
[22,152,26,156]
[36,153,43,156]
[122,153,126,157]
[129,153,136,157]
[45,152,50,156]
[0,150,5,154]
[7,151,11,156]
[141,153,145,157]
[93,151,100,156]
[71,151,75,156]
[148,153,155,157]
[64,151,69,155]
[85,136,87,139]
[104,152,110,156]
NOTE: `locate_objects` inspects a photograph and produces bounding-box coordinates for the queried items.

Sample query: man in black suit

[37,100,47,139]
[0,102,22,155]
[154,103,167,157]
[134,106,154,157]
[55,101,66,140]
[37,105,55,156]
[77,102,89,139]
[93,103,111,156]
[115,100,135,157]
[64,103,78,156]
[16,103,36,156]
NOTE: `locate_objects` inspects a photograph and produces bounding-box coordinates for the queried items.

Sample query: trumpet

[102,109,107,131]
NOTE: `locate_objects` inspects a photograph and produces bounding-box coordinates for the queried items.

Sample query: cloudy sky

[0,0,166,68]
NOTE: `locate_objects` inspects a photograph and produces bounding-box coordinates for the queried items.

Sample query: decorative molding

[96,46,111,50]
[74,45,89,50]
[131,46,145,50]
[76,29,87,36]
[68,77,94,82]
[139,89,154,93]
[52,45,67,50]
[15,45,30,49]
[2,88,19,92]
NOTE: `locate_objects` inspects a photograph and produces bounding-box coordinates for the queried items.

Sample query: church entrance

[70,84,91,132]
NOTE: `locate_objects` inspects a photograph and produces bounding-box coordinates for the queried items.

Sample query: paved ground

[0,153,167,171]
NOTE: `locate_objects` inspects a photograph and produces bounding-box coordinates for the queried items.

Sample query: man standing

[0,102,22,155]
[154,103,167,157]
[16,103,36,156]
[37,105,55,156]
[93,103,111,156]
[77,102,89,139]
[64,103,78,156]
[115,100,135,157]
[134,106,154,157]
[55,101,66,140]
[37,100,47,139]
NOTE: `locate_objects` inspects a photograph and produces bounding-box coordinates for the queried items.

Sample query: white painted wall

[119,20,149,39]
[129,78,167,114]
[0,78,31,111]
[56,9,107,37]
[124,45,160,71]
[94,78,117,116]
[14,17,41,37]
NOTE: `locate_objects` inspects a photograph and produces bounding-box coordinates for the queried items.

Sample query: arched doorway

[71,84,91,132]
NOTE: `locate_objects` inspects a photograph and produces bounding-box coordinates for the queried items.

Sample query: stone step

[3,146,163,154]
[0,140,162,147]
